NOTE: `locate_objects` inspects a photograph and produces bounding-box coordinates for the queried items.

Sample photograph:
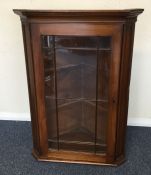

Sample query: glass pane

[55,36,98,49]
[41,36,58,150]
[96,51,111,153]
[98,36,111,49]
[56,49,97,99]
[41,35,111,154]
[55,47,97,152]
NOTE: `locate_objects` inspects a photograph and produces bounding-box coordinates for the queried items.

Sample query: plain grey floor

[0,120,151,175]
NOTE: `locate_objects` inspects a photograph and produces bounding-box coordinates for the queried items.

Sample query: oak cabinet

[14,9,143,165]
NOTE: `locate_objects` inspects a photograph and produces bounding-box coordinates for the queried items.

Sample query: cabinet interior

[41,36,112,154]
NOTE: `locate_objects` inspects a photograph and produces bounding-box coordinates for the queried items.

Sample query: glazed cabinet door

[30,23,122,164]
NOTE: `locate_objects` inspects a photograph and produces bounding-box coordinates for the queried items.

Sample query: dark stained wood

[14,9,143,165]
[21,22,41,154]
[30,25,48,156]
[115,22,136,159]
[13,9,143,22]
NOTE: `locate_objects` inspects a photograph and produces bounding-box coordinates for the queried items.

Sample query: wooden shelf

[48,127,106,153]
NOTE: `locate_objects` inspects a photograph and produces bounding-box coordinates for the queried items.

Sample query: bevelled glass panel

[41,35,58,150]
[96,50,111,153]
[41,35,112,154]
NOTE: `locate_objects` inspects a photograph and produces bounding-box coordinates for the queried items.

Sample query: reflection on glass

[41,36,111,154]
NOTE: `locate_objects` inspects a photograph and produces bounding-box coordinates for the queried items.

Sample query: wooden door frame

[30,22,123,164]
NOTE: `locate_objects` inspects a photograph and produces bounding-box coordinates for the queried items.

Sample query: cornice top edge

[13,9,144,20]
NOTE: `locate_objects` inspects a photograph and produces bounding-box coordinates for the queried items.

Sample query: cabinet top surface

[13,9,143,19]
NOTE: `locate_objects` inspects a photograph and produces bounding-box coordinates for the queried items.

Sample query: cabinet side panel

[116,22,136,159]
[21,22,41,154]
[30,24,48,155]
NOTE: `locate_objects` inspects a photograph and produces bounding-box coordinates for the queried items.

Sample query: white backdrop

[0,0,151,126]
